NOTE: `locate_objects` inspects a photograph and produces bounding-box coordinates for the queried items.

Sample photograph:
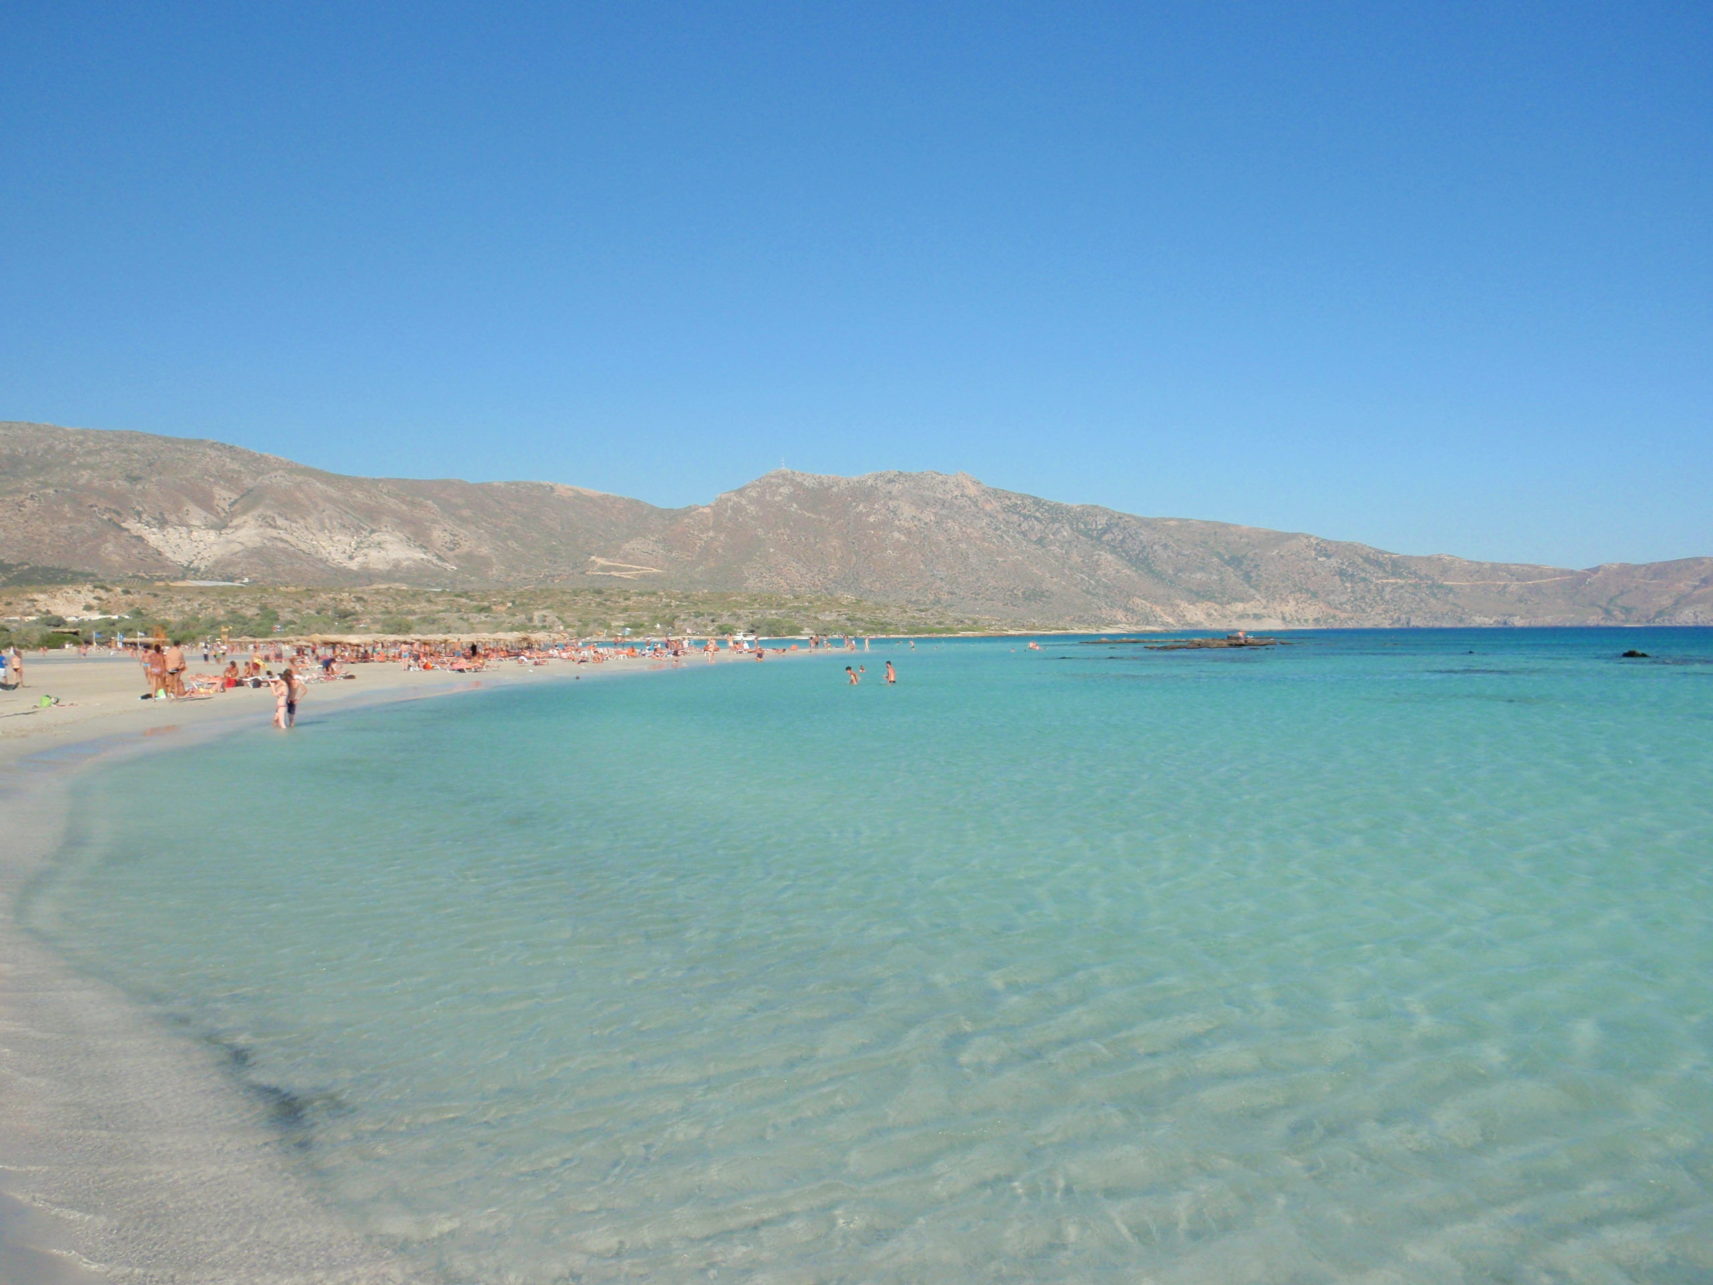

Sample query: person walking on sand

[7,646,21,689]
[884,660,896,685]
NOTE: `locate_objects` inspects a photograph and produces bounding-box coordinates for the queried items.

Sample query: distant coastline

[5,421,1709,630]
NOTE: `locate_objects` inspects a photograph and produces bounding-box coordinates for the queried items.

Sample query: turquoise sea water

[22,630,1713,1282]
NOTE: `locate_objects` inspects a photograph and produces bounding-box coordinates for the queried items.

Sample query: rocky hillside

[617,469,1713,627]
[0,421,676,584]
[3,421,1709,626]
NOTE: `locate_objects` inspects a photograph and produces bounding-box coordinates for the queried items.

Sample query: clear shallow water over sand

[23,630,1713,1282]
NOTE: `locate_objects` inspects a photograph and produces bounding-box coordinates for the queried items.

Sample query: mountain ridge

[3,421,1709,626]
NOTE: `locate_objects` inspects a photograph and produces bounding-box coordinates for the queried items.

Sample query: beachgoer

[845,665,860,685]
[270,668,300,729]
[8,647,20,688]
[0,649,10,689]
[145,644,167,697]
[163,640,186,697]
[884,660,896,685]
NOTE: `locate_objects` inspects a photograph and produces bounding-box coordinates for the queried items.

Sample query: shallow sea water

[23,630,1713,1282]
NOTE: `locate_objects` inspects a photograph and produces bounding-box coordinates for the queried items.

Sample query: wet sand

[0,649,812,1283]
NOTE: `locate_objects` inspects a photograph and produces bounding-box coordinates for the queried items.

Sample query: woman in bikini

[270,667,299,729]
[144,644,168,697]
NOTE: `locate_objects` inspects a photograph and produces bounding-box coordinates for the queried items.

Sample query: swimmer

[884,660,896,685]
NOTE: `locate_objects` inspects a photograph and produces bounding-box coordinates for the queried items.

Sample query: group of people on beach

[10,630,865,733]
[91,631,817,730]
[139,641,189,697]
[122,640,304,728]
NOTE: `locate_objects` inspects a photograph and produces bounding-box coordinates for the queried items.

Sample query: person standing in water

[271,667,301,729]
[845,665,860,685]
[884,660,896,685]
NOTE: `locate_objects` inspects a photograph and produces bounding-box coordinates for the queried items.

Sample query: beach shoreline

[0,648,829,1284]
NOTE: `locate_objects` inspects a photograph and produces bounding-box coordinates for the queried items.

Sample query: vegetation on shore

[0,579,1010,647]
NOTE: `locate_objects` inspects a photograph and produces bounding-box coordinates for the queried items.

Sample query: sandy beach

[0,647,815,1284]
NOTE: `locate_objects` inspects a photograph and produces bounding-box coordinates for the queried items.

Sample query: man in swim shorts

[163,640,186,697]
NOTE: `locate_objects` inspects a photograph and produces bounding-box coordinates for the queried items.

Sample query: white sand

[0,648,821,1283]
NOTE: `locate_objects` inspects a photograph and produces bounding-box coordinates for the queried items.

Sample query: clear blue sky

[4,1,1708,568]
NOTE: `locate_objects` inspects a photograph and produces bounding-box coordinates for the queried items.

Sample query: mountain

[3,421,1709,626]
[0,421,677,585]
[615,469,1713,626]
